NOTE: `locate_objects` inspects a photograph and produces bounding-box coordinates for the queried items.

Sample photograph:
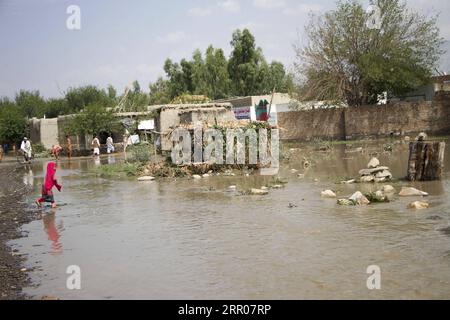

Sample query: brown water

[7,139,450,299]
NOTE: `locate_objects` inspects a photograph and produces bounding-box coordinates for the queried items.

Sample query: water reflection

[42,211,63,255]
[23,169,34,186]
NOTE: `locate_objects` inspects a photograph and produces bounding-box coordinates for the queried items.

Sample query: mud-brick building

[29,103,236,153]
[145,103,236,152]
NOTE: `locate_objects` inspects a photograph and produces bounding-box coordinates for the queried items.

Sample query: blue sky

[0,0,449,98]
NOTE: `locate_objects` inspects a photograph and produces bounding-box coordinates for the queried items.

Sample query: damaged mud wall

[279,93,450,141]
[278,108,346,141]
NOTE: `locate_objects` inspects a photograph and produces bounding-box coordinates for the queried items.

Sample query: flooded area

[6,138,450,299]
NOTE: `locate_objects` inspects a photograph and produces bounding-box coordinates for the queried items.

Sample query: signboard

[130,134,140,145]
[233,107,251,120]
[138,119,155,130]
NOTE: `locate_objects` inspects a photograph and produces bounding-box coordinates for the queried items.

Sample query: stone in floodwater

[399,187,429,197]
[360,175,375,183]
[137,176,155,182]
[381,185,395,193]
[321,190,337,198]
[192,175,202,180]
[407,201,429,210]
[251,188,269,195]
[349,191,370,205]
[367,157,380,168]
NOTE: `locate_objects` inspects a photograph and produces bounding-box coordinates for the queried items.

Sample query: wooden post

[407,141,445,181]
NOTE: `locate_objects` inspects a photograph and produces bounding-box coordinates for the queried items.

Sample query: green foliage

[148,77,171,105]
[32,143,47,153]
[92,162,143,178]
[65,85,114,112]
[15,90,46,118]
[66,104,119,135]
[171,94,210,104]
[295,0,444,106]
[127,143,154,164]
[120,80,149,112]
[0,103,27,143]
[163,29,293,100]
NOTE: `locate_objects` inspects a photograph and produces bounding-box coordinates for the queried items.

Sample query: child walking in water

[36,162,62,208]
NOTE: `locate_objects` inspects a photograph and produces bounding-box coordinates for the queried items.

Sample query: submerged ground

[2,138,450,299]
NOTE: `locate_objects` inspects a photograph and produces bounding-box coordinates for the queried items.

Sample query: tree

[15,90,45,118]
[203,46,230,99]
[43,98,68,118]
[121,80,149,111]
[295,0,444,106]
[228,29,264,96]
[65,85,111,113]
[66,104,119,136]
[164,59,189,98]
[148,77,171,105]
[0,103,27,143]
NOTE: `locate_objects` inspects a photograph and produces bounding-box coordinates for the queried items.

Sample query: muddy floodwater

[6,139,450,299]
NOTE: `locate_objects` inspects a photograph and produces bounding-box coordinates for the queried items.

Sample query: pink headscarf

[44,162,57,191]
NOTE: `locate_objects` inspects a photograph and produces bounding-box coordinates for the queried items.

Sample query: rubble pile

[359,157,393,183]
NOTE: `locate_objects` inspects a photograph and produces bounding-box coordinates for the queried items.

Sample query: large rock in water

[251,188,269,195]
[321,190,337,198]
[137,176,155,181]
[349,191,370,205]
[367,157,380,168]
[408,201,429,209]
[381,185,395,193]
[359,166,390,176]
[399,187,429,197]
[375,170,392,179]
[360,175,375,183]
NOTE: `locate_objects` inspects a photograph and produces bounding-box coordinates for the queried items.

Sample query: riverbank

[0,164,35,300]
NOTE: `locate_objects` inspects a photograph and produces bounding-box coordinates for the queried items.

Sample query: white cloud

[253,0,286,9]
[156,31,189,44]
[235,21,264,32]
[283,3,323,16]
[218,0,241,13]
[187,7,212,17]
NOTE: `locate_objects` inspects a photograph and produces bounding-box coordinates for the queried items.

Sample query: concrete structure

[29,118,59,149]
[393,75,450,102]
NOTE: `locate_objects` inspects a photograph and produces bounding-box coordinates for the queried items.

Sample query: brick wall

[278,93,450,141]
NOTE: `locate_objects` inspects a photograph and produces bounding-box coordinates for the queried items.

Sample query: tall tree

[203,46,230,99]
[228,29,264,96]
[0,103,27,143]
[295,0,444,106]
[148,77,171,105]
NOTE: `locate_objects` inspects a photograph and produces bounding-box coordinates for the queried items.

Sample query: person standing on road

[21,137,32,163]
[91,135,101,157]
[66,135,73,159]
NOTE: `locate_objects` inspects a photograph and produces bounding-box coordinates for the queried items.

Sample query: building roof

[145,103,233,113]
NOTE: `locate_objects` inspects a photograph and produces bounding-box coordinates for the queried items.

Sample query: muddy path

[0,162,36,299]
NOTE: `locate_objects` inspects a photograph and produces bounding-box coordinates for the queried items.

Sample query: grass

[91,162,143,178]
